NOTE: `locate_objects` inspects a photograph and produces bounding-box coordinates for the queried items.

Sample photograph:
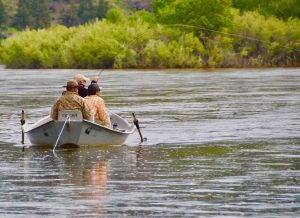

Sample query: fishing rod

[98,69,104,78]
[95,31,151,143]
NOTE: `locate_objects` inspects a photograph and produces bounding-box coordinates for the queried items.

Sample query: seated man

[74,74,100,98]
[51,80,91,120]
[84,83,111,128]
[74,74,89,98]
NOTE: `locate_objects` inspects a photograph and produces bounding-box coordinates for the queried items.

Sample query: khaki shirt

[51,91,91,120]
[85,95,111,127]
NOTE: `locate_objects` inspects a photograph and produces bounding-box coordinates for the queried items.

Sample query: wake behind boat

[22,110,136,147]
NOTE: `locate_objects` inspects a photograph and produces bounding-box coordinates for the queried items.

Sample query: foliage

[0,25,72,68]
[60,2,79,27]
[0,0,7,25]
[32,0,51,29]
[0,1,299,68]
[232,0,300,19]
[106,8,126,23]
[63,22,123,68]
[129,10,156,24]
[14,0,51,29]
[96,0,109,20]
[214,11,300,67]
[152,0,233,35]
[77,0,95,24]
[0,19,207,68]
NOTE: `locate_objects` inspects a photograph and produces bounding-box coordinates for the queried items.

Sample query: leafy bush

[228,11,300,67]
[0,25,73,68]
[0,9,299,68]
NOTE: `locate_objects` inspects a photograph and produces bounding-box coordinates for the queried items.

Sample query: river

[0,68,299,217]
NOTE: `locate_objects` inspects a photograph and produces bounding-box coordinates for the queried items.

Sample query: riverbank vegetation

[0,0,299,68]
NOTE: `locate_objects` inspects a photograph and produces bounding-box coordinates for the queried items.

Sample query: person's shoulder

[84,95,91,99]
[73,93,85,101]
[86,95,103,103]
[56,94,67,101]
[96,96,104,103]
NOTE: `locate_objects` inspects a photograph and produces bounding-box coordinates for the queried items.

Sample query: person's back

[84,83,111,127]
[51,80,91,120]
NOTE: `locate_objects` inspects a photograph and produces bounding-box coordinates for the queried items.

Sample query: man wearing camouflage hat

[51,80,91,120]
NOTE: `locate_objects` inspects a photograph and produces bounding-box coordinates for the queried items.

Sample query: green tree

[0,0,7,25]
[232,0,262,11]
[232,0,300,19]
[77,0,95,24]
[267,0,300,19]
[95,0,109,20]
[106,8,125,23]
[14,0,31,29]
[153,0,233,34]
[31,0,51,28]
[14,0,50,29]
[60,1,78,27]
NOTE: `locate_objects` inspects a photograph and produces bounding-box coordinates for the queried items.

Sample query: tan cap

[63,80,79,88]
[74,74,90,82]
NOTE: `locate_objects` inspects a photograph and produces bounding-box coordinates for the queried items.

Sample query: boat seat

[58,110,83,121]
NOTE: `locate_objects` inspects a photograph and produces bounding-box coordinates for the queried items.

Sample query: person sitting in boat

[51,80,91,120]
[91,75,100,84]
[74,74,99,98]
[84,83,111,128]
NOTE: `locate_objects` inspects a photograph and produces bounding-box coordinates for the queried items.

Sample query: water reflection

[68,158,108,217]
[18,146,126,216]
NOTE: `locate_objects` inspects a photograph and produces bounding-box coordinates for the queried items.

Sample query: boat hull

[23,113,135,146]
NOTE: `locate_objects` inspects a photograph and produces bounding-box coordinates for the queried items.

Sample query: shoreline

[0,63,300,71]
[1,65,299,71]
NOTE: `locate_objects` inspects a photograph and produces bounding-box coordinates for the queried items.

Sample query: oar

[53,115,70,153]
[132,113,145,143]
[20,110,25,152]
[20,110,25,144]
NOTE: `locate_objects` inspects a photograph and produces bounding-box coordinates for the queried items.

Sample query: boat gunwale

[23,117,135,135]
[83,120,135,134]
[23,118,54,133]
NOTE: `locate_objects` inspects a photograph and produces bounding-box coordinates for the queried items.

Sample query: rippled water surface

[0,68,299,217]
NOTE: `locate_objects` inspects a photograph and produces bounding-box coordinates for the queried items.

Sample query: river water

[0,68,299,217]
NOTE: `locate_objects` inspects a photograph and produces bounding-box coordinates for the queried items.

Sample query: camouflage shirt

[51,91,91,120]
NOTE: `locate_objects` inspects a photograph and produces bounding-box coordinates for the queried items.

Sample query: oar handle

[20,110,25,144]
[20,110,25,125]
[132,112,144,142]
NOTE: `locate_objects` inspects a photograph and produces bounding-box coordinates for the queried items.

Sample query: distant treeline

[0,0,299,68]
[0,0,113,30]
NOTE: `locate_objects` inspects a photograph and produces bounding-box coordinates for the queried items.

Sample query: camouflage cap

[63,80,79,88]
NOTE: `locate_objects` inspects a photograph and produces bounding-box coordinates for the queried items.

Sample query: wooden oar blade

[132,112,144,143]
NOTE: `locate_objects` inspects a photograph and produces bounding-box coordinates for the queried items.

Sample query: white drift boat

[22,110,136,147]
